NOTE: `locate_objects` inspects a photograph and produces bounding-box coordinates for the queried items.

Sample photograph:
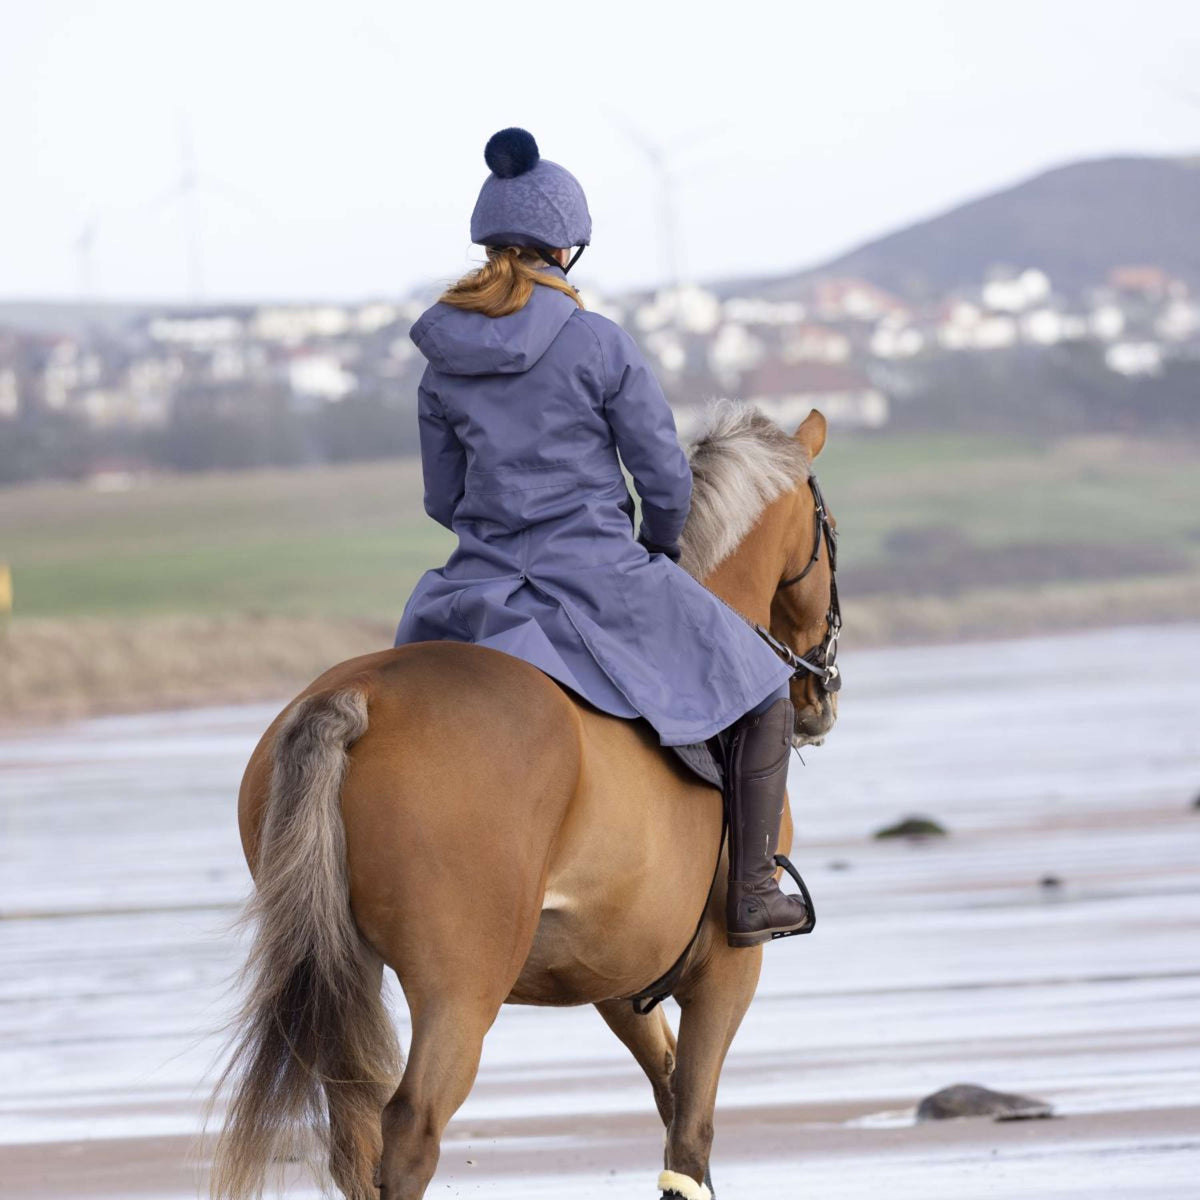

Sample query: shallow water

[1,624,1198,1197]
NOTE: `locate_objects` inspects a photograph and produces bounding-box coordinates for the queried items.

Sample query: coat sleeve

[598,323,692,548]
[417,374,466,530]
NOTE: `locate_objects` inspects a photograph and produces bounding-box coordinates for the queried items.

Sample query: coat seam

[575,313,612,401]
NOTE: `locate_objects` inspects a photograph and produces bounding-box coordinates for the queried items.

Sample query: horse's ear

[794,409,827,460]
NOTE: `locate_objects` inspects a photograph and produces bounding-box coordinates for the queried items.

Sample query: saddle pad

[669,739,724,790]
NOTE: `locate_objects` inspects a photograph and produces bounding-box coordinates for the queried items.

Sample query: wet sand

[2,625,1198,1198]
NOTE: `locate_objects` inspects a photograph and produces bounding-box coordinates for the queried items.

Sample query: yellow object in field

[0,563,11,615]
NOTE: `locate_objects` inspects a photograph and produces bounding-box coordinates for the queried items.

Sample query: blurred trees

[0,389,422,483]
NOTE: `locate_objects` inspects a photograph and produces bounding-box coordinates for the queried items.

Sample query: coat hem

[653,665,794,746]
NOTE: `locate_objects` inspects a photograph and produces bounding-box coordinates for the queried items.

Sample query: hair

[439,246,585,317]
[680,401,811,579]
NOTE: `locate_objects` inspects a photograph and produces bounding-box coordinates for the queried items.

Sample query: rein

[753,474,843,693]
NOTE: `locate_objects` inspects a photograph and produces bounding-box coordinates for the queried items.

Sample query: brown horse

[210,405,839,1200]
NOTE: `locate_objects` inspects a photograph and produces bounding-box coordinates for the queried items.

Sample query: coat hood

[410,278,578,376]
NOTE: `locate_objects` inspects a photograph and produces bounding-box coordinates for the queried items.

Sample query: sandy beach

[2,625,1198,1198]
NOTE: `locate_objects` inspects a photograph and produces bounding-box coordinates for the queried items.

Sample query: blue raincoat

[394,270,793,745]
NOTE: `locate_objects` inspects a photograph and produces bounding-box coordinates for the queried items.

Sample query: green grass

[818,432,1200,560]
[2,433,1198,621]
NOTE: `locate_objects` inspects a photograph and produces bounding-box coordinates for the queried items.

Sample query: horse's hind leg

[376,995,499,1200]
[596,999,677,1127]
[369,890,543,1198]
[662,948,762,1198]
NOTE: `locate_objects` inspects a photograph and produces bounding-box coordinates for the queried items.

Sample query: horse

[209,403,840,1200]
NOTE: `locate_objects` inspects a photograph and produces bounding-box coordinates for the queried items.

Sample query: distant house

[708,322,765,385]
[643,329,687,374]
[1108,265,1176,300]
[870,319,924,358]
[148,313,247,346]
[981,268,1051,313]
[742,361,889,429]
[1156,299,1200,343]
[938,303,1021,350]
[635,285,721,335]
[781,323,851,364]
[1106,342,1163,376]
[288,352,356,401]
[353,303,400,334]
[0,367,18,418]
[809,277,904,322]
[721,297,807,326]
[255,306,353,344]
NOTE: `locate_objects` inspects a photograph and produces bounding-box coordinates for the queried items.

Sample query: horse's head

[681,403,840,748]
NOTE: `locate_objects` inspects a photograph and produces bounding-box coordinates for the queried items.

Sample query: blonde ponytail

[439,247,584,318]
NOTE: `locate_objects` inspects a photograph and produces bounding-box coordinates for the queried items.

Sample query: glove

[638,533,682,563]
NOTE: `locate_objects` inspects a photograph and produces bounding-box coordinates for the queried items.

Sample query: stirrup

[769,854,816,939]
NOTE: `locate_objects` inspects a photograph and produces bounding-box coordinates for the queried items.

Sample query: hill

[746,155,1200,301]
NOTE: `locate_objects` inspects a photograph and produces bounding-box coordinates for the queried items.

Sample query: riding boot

[725,697,812,948]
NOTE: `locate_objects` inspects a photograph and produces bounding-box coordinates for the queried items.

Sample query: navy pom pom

[484,127,539,179]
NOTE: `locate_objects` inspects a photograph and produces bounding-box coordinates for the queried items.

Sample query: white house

[1105,342,1163,376]
[981,268,1050,313]
[288,352,356,400]
[722,298,807,326]
[256,306,352,344]
[708,323,765,385]
[781,323,851,364]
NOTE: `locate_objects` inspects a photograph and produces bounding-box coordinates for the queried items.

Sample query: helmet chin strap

[537,246,586,275]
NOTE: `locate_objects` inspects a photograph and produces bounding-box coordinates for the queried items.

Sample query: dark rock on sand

[1039,874,1063,890]
[917,1083,1054,1123]
[873,815,948,841]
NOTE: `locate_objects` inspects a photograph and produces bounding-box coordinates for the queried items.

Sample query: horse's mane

[680,401,810,579]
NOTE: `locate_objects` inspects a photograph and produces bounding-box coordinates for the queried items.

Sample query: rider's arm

[595,322,692,552]
[417,373,466,530]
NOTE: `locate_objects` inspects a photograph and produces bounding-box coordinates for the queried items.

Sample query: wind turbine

[606,113,722,298]
[145,113,267,303]
[74,214,100,300]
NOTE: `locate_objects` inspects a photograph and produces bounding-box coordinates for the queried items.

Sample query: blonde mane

[679,401,810,579]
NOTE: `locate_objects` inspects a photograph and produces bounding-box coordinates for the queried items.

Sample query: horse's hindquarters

[329,645,579,993]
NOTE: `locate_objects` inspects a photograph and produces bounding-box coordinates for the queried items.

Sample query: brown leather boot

[725,697,813,948]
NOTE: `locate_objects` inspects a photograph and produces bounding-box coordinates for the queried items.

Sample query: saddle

[669,736,726,790]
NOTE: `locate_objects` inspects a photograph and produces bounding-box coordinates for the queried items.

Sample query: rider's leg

[724,683,811,947]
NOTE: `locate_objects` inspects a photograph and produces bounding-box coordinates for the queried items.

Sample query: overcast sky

[2,0,1197,303]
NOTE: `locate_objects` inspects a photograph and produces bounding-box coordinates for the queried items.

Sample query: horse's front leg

[661,943,763,1199]
[595,998,677,1128]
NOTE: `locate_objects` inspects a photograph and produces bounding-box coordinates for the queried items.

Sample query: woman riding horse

[395,127,809,945]
[211,130,837,1200]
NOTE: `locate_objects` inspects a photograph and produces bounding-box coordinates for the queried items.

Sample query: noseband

[753,474,842,693]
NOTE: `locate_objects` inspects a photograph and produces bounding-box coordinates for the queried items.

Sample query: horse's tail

[209,686,401,1200]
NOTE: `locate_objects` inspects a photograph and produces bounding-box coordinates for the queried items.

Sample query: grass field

[2,431,1199,622]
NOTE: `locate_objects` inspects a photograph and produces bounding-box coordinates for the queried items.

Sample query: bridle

[753,474,842,693]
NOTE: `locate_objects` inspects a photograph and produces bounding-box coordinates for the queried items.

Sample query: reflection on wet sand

[1,625,1198,1199]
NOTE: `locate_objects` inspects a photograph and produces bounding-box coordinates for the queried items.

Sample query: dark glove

[638,533,682,563]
